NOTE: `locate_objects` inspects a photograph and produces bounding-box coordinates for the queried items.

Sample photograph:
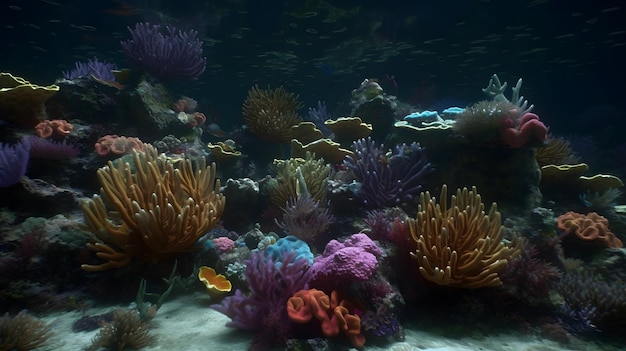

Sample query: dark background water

[1,0,625,142]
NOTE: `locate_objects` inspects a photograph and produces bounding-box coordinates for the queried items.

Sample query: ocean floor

[37,292,612,351]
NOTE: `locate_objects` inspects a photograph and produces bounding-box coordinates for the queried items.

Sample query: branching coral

[407,185,521,288]
[242,85,303,143]
[80,144,225,271]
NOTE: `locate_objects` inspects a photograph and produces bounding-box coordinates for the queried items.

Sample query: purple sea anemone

[120,22,206,80]
[62,57,117,81]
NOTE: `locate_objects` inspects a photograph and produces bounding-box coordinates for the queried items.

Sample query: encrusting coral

[80,144,225,271]
[408,185,521,288]
[242,85,303,143]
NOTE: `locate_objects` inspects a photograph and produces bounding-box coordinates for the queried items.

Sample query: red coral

[287,289,365,348]
[556,211,622,248]
[34,119,73,139]
[94,135,145,157]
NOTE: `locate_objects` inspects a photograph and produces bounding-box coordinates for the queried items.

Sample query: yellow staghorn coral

[80,144,225,271]
[242,85,303,143]
[408,185,521,288]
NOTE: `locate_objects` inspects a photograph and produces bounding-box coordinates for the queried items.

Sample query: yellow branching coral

[242,85,303,143]
[408,185,521,288]
[81,144,225,271]
[271,152,330,208]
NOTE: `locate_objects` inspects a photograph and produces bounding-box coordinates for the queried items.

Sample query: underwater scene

[1,0,626,350]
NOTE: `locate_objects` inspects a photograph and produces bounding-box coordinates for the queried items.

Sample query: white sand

[39,292,588,351]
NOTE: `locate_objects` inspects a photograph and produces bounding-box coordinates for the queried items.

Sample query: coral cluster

[556,211,622,248]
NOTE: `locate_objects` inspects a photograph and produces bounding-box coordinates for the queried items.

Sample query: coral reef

[86,309,154,351]
[556,211,622,249]
[271,152,330,208]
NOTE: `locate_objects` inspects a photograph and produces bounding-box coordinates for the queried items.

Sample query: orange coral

[34,119,73,139]
[556,211,622,248]
[287,289,365,348]
[198,266,232,297]
[94,135,145,157]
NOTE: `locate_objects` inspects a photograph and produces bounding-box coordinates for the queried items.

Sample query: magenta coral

[500,112,548,147]
[310,233,381,288]
[212,237,235,253]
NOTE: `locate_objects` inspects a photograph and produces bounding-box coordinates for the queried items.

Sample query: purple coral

[211,250,311,348]
[310,233,382,288]
[120,22,206,80]
[277,195,335,243]
[0,138,30,188]
[62,57,117,81]
[344,137,431,208]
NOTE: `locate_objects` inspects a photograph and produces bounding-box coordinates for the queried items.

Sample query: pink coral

[500,112,548,148]
[212,237,235,253]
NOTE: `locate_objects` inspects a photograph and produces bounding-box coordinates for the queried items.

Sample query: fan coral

[120,22,206,80]
[408,185,521,288]
[556,211,622,248]
[344,137,431,208]
[242,85,303,143]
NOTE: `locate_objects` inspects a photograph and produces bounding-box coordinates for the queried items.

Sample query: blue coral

[264,235,314,266]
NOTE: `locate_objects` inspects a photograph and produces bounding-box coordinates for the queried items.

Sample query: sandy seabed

[39,292,604,351]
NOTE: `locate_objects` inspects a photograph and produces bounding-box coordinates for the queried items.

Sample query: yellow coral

[80,144,225,271]
[0,72,59,127]
[271,152,330,208]
[408,185,521,288]
[242,85,302,143]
